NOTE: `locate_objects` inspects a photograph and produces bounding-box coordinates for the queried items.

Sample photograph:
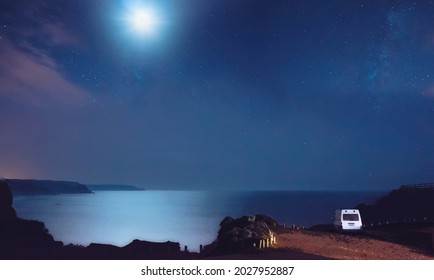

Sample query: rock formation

[214,214,279,254]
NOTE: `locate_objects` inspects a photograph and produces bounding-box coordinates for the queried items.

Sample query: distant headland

[5,179,92,196]
[4,179,145,196]
[87,184,145,191]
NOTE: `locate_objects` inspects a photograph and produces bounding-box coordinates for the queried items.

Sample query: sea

[12,190,384,252]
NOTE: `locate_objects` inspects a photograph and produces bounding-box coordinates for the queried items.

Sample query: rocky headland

[6,179,92,196]
[356,184,434,225]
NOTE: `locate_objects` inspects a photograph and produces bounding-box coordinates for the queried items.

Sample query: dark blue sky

[1,0,434,190]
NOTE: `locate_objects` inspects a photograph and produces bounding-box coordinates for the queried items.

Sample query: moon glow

[126,6,159,36]
[129,8,158,34]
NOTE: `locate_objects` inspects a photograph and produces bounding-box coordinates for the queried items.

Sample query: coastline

[2,181,434,260]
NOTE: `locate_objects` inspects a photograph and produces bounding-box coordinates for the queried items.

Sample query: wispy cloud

[0,0,90,107]
[42,22,82,47]
[0,38,90,107]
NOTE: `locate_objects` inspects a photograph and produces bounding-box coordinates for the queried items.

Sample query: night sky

[1,0,434,190]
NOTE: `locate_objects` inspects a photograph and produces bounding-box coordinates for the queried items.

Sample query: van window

[342,214,359,221]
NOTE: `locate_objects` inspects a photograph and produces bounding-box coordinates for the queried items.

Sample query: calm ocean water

[13,190,384,251]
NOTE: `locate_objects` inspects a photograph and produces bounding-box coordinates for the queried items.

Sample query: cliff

[356,186,434,225]
[0,180,17,221]
[0,180,62,259]
[6,179,92,196]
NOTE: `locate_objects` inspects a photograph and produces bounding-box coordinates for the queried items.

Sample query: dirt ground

[273,229,433,260]
[206,224,434,260]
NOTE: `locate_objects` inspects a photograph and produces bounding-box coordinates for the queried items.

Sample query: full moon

[127,7,159,35]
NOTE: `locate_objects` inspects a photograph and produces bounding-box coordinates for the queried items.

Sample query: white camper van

[333,209,363,231]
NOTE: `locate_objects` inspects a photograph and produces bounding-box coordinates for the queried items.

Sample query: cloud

[42,22,82,47]
[0,39,90,107]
